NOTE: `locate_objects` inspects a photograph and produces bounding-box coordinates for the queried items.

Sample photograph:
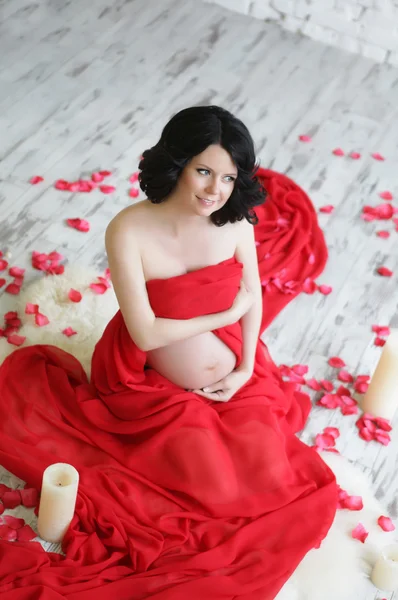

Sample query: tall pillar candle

[361,330,398,421]
[371,544,398,591]
[37,463,79,543]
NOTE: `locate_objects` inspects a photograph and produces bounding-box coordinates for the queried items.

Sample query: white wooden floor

[1,1,398,598]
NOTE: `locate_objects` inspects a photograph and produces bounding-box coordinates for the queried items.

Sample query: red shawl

[0,169,336,599]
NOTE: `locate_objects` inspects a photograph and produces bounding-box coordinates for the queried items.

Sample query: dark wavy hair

[138,105,266,226]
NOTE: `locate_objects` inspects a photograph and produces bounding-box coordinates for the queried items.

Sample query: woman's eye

[224,176,236,183]
[197,168,210,175]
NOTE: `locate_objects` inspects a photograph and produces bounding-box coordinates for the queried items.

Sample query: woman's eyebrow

[197,163,238,176]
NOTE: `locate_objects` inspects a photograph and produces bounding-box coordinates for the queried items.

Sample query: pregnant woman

[0,106,337,600]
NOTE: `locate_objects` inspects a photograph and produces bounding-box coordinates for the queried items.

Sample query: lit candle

[37,463,79,543]
[371,544,398,592]
[361,330,398,421]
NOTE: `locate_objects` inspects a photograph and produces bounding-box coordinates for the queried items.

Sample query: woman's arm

[105,213,252,352]
[234,219,263,375]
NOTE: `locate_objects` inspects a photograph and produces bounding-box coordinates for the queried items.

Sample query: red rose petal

[9,266,25,277]
[374,416,392,432]
[129,172,139,183]
[2,515,25,529]
[29,176,44,185]
[89,282,108,295]
[377,266,393,277]
[344,496,363,511]
[374,430,391,446]
[68,289,82,303]
[372,325,391,336]
[306,378,321,391]
[55,179,69,190]
[302,278,317,294]
[376,231,390,239]
[319,205,334,214]
[317,393,341,409]
[20,487,39,508]
[16,524,37,542]
[99,170,112,177]
[332,148,345,156]
[99,185,116,194]
[328,357,346,368]
[7,334,26,347]
[318,285,332,295]
[338,370,354,383]
[1,490,21,509]
[35,313,50,327]
[91,172,105,183]
[129,188,139,198]
[379,191,393,200]
[349,151,361,159]
[374,337,386,347]
[315,433,336,449]
[0,278,6,288]
[0,526,17,541]
[352,523,368,543]
[359,427,374,442]
[371,152,385,161]
[292,364,308,376]
[0,504,4,516]
[62,327,77,337]
[320,379,334,392]
[378,516,395,532]
[25,303,39,315]
[66,218,90,233]
[5,283,21,295]
[324,426,340,439]
[0,259,9,271]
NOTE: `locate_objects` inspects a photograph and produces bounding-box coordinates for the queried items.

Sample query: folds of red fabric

[0,169,336,599]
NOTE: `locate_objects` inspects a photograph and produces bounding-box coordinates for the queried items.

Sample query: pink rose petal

[324,427,340,439]
[306,378,321,391]
[68,289,82,303]
[377,266,393,277]
[129,188,139,198]
[319,205,334,214]
[374,337,386,347]
[66,218,90,233]
[29,176,44,185]
[62,327,77,337]
[371,152,385,161]
[7,334,26,347]
[378,516,395,532]
[352,523,368,543]
[35,313,49,327]
[379,191,393,201]
[320,379,334,392]
[372,325,391,336]
[299,134,312,142]
[332,148,345,156]
[349,151,361,160]
[338,370,354,383]
[328,357,346,368]
[318,285,333,295]
[376,231,390,239]
[302,278,317,294]
[99,185,116,194]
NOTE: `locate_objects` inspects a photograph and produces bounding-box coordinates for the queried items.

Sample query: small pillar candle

[37,463,79,543]
[361,330,398,421]
[371,544,398,592]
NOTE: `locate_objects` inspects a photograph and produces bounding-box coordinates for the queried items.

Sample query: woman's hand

[227,281,254,324]
[192,367,252,402]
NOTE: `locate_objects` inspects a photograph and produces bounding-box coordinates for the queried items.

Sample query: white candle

[37,463,79,543]
[361,330,398,421]
[371,544,398,592]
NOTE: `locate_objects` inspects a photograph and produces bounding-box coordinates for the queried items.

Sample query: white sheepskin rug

[0,267,392,599]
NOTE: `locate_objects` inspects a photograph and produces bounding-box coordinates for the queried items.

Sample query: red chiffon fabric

[0,169,336,599]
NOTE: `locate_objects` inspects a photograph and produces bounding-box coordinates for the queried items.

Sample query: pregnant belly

[146,332,237,390]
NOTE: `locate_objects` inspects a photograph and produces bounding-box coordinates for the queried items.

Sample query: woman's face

[174,144,238,216]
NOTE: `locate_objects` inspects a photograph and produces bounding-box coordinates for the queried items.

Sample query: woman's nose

[205,178,220,195]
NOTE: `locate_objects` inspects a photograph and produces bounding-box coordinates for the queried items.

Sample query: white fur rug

[0,267,394,600]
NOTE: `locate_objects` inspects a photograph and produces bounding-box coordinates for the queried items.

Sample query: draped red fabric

[0,169,336,599]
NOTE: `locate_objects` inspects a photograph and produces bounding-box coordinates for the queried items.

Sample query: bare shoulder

[106,200,152,238]
[234,217,255,244]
